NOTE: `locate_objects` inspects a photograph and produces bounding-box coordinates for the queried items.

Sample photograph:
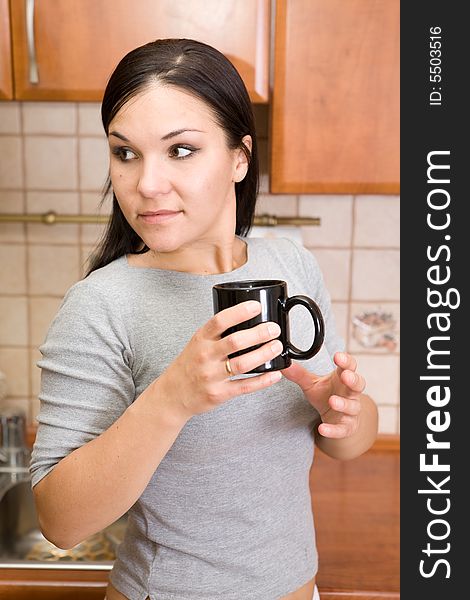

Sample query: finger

[334,351,357,374]
[280,362,319,392]
[329,395,361,416]
[340,370,366,395]
[217,320,281,358]
[317,416,358,439]
[226,369,283,397]
[228,338,284,375]
[206,301,262,339]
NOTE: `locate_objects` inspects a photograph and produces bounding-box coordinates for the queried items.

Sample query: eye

[111,147,137,162]
[169,145,198,160]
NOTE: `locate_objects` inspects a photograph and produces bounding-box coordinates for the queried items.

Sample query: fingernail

[268,322,281,336]
[247,301,261,313]
[271,340,282,352]
[270,371,282,382]
[335,398,344,410]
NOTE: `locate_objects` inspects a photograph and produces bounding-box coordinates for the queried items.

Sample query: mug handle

[282,295,325,360]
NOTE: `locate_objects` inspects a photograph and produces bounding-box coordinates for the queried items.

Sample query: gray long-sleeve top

[30,236,343,600]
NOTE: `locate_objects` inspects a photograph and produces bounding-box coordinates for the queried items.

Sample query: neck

[148,235,247,275]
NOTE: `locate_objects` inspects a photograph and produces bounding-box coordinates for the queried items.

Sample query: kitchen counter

[1,436,399,599]
[312,437,399,599]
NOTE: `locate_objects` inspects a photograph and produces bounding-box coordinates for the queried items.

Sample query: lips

[139,210,182,224]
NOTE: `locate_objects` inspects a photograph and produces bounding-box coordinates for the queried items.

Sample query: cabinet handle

[26,0,39,84]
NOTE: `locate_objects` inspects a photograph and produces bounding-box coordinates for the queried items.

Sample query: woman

[30,39,378,600]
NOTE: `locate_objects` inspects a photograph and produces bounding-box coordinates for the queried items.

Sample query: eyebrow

[109,128,205,142]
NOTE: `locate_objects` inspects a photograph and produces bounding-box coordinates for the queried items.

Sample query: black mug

[212,279,325,373]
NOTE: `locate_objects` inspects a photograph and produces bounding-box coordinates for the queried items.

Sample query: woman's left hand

[281,351,366,439]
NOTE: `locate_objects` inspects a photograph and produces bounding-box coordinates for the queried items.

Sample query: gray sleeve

[288,239,346,361]
[30,281,135,488]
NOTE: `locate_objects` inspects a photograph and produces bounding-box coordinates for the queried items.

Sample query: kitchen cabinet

[0,0,13,100]
[3,1,400,193]
[270,0,400,194]
[312,442,399,598]
[9,0,270,102]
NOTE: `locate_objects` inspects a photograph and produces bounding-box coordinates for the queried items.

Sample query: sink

[0,474,127,570]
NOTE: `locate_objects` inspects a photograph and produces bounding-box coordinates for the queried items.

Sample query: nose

[137,158,172,198]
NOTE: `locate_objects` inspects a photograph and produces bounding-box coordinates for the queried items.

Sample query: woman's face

[107,83,251,254]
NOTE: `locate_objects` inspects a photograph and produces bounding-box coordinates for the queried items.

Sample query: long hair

[86,38,259,275]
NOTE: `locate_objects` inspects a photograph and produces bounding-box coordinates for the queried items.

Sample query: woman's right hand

[156,300,284,420]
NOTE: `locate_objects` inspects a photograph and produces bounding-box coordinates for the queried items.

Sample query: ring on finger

[225,357,235,377]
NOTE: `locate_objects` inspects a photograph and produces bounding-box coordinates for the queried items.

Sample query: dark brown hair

[86,38,259,275]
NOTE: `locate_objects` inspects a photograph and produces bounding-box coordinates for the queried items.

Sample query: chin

[142,232,185,254]
[145,240,180,254]
[141,222,218,255]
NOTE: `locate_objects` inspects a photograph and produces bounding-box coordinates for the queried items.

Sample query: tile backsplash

[0,102,400,435]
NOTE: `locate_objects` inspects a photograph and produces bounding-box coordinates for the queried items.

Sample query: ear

[232,135,252,183]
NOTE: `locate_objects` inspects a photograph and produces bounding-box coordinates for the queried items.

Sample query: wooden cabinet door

[271,0,399,194]
[0,0,13,100]
[10,0,270,102]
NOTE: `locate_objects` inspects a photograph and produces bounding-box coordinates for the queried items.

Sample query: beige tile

[0,244,27,294]
[0,397,31,423]
[355,354,400,406]
[82,222,107,247]
[0,191,25,243]
[352,249,400,301]
[349,302,400,354]
[80,245,97,277]
[30,347,42,398]
[0,223,25,245]
[79,137,109,191]
[29,296,63,347]
[0,297,28,345]
[80,191,109,245]
[26,191,79,244]
[255,194,298,217]
[249,225,303,245]
[22,102,77,134]
[0,347,29,396]
[354,196,400,247]
[30,394,41,423]
[300,195,353,247]
[0,189,24,211]
[0,103,21,134]
[28,223,79,246]
[331,302,349,348]
[28,245,80,295]
[310,249,350,301]
[24,137,78,190]
[78,103,103,136]
[259,173,269,194]
[26,190,79,214]
[377,405,399,434]
[0,370,5,401]
[0,136,23,189]
[81,191,110,214]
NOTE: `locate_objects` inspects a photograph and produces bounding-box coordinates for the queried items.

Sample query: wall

[0,102,399,434]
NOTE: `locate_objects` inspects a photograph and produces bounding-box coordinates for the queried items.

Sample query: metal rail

[0,212,320,226]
